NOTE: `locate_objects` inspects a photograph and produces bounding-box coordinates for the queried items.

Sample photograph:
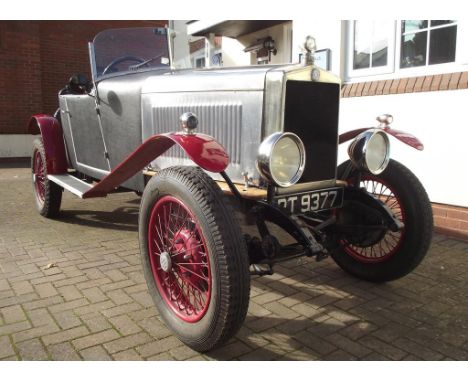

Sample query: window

[400,20,457,68]
[347,20,462,80]
[347,21,395,77]
[195,57,205,68]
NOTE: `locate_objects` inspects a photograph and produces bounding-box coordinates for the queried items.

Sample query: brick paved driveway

[1,162,468,360]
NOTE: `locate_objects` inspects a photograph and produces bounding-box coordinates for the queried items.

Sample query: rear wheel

[139,166,250,352]
[331,159,433,282]
[31,138,62,217]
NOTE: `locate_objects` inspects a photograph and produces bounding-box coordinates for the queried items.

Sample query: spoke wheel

[33,149,46,206]
[148,195,212,323]
[331,159,433,282]
[341,176,406,263]
[31,138,62,218]
[139,166,250,352]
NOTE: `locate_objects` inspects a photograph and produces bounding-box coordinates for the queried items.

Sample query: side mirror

[68,74,92,94]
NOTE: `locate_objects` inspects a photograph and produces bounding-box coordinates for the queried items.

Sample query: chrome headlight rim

[348,129,390,175]
[256,132,306,187]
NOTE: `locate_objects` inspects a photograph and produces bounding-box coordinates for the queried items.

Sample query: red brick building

[0,20,166,135]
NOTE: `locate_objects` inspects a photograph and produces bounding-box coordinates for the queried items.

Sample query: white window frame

[395,20,461,77]
[346,20,396,79]
[345,20,468,82]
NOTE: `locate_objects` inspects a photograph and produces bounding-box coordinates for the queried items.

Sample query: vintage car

[29,27,433,352]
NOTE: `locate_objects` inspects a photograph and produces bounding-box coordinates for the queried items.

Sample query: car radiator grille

[283,80,340,183]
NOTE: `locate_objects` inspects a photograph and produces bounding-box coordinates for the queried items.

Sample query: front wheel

[31,138,62,217]
[331,159,433,282]
[139,166,250,352]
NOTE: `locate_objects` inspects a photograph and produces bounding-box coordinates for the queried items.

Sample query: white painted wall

[220,37,251,67]
[0,135,34,158]
[338,89,468,208]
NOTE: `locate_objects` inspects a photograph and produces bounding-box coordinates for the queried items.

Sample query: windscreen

[93,27,170,78]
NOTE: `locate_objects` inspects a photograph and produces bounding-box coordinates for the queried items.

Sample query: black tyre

[31,138,62,218]
[139,166,250,352]
[331,159,433,282]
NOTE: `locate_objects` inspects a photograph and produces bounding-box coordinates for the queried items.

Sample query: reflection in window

[400,20,457,68]
[353,21,391,70]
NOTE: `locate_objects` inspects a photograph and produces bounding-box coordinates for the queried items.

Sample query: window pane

[402,20,427,34]
[372,21,390,67]
[429,25,457,64]
[353,21,372,69]
[400,31,427,68]
[430,20,456,27]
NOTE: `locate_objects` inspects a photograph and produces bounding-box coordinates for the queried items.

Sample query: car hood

[141,64,306,94]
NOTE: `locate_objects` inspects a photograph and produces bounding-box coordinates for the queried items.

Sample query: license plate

[274,187,344,214]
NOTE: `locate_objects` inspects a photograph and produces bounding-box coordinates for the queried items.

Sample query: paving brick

[129,290,153,307]
[358,336,407,360]
[339,321,378,341]
[2,165,468,361]
[34,282,59,298]
[146,351,175,360]
[48,298,89,314]
[52,310,82,330]
[252,291,283,305]
[13,323,60,343]
[0,279,10,291]
[0,320,31,336]
[263,301,300,319]
[82,287,108,303]
[168,345,201,360]
[136,336,183,358]
[281,347,319,360]
[42,325,90,346]
[205,340,252,360]
[103,332,152,354]
[102,302,142,318]
[1,305,26,323]
[74,300,116,316]
[72,328,120,350]
[106,289,133,305]
[325,333,372,358]
[322,349,357,360]
[11,280,34,295]
[393,337,444,360]
[80,313,112,333]
[103,269,128,282]
[294,331,337,356]
[112,348,144,361]
[80,345,112,361]
[56,285,83,301]
[108,315,141,336]
[16,338,49,360]
[47,342,81,360]
[0,336,16,359]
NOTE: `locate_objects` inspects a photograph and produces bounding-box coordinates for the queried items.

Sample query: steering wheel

[102,55,146,75]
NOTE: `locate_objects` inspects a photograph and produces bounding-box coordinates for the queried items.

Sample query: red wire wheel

[33,148,46,206]
[31,138,62,217]
[332,159,433,282]
[341,175,406,263]
[139,166,250,352]
[147,195,212,323]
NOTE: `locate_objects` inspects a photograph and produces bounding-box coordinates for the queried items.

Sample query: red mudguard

[29,114,230,198]
[82,132,229,198]
[339,127,424,151]
[28,115,68,174]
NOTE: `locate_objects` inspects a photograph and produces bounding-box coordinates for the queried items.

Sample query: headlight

[256,132,306,187]
[348,129,390,175]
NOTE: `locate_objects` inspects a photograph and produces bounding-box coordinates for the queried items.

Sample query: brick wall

[0,21,166,135]
[341,71,468,98]
[433,203,468,242]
